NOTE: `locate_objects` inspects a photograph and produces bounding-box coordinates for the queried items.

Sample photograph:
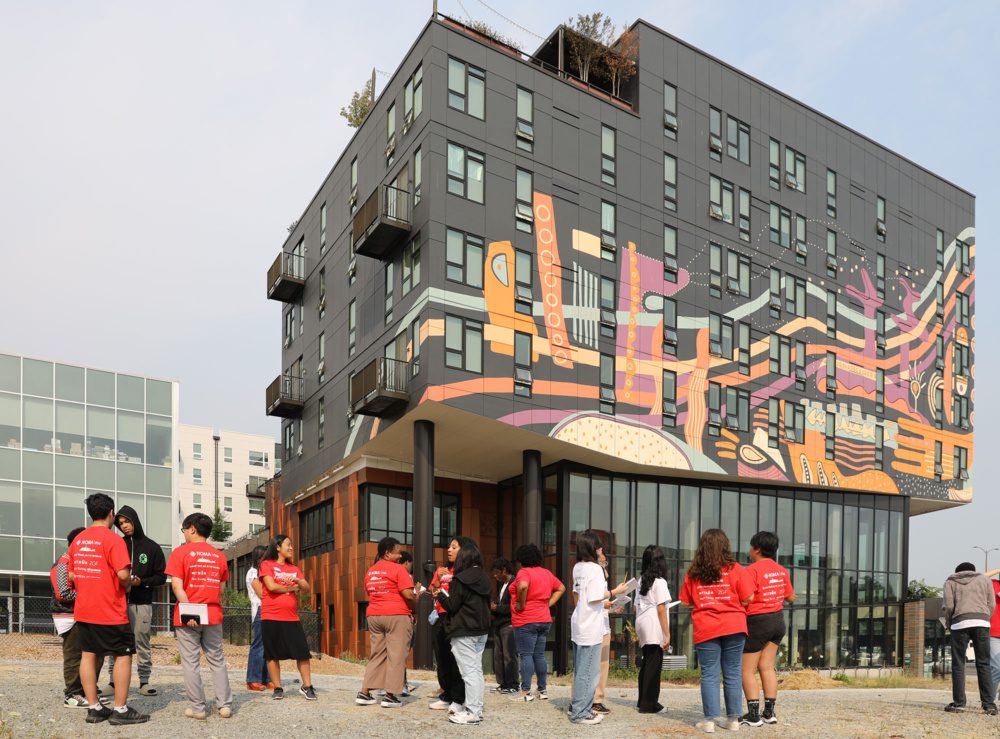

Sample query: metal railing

[351,184,410,247]
[266,373,304,414]
[267,251,305,290]
[350,357,411,409]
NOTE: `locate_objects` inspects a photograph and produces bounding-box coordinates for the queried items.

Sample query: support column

[523,450,543,548]
[413,420,435,669]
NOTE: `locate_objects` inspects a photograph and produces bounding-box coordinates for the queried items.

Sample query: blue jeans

[694,633,746,719]
[992,637,1000,700]
[450,634,487,718]
[569,642,602,721]
[513,622,550,692]
[246,611,269,685]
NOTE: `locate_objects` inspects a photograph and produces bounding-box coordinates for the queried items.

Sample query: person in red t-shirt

[258,533,315,700]
[355,536,416,708]
[165,512,233,720]
[679,528,751,733]
[69,492,149,726]
[510,543,565,701]
[738,531,795,727]
[986,567,1000,702]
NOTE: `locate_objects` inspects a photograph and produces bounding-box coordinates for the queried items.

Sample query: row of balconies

[265,357,411,420]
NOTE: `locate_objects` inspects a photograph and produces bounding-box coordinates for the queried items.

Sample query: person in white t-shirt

[568,530,628,726]
[633,545,671,714]
[244,546,270,690]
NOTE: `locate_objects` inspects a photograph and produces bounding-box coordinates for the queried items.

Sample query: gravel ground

[1,660,997,738]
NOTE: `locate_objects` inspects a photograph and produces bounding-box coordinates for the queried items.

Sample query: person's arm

[117,568,133,592]
[262,575,298,594]
[141,546,167,589]
[296,575,311,593]
[548,581,566,607]
[656,602,670,649]
[942,581,954,625]
[496,584,512,617]
[252,578,264,598]
[56,560,76,602]
[436,578,466,615]
[516,580,528,612]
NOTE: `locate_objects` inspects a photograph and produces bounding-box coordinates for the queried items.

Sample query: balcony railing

[246,476,269,498]
[266,251,305,302]
[265,373,304,418]
[352,184,411,259]
[350,357,411,416]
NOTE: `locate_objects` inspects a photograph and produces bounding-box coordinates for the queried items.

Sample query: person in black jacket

[436,538,492,726]
[490,558,518,694]
[104,505,165,696]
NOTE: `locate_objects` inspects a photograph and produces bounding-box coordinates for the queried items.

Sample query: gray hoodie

[943,570,996,627]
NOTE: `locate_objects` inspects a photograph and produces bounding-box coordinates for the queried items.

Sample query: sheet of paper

[179,602,209,622]
[622,577,639,594]
[667,600,682,609]
[611,594,631,608]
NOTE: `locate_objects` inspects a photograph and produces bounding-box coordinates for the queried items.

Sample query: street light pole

[972,546,999,572]
[213,434,221,515]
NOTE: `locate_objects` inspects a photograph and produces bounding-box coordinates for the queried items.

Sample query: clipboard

[179,602,209,624]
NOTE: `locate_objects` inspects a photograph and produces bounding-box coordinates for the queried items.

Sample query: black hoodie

[437,566,493,638]
[115,505,166,606]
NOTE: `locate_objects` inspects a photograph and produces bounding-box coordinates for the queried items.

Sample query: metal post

[557,26,565,76]
[213,434,221,516]
[413,420,435,669]
[523,450,543,547]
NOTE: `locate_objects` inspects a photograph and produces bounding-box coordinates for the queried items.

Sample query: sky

[0,0,996,586]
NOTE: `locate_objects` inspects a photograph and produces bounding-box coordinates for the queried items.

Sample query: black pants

[951,626,997,709]
[432,618,465,704]
[637,644,664,712]
[493,624,519,690]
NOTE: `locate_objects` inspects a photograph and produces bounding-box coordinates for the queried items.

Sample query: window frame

[663,153,677,211]
[447,57,485,119]
[601,125,617,186]
[444,314,484,373]
[446,142,485,203]
[445,228,485,288]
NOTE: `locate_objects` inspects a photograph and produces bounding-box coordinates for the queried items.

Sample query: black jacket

[115,505,166,605]
[437,566,492,638]
[492,577,513,629]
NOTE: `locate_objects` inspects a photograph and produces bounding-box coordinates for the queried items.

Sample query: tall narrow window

[769,203,791,247]
[514,250,532,315]
[726,115,750,164]
[794,340,807,390]
[516,88,534,152]
[936,229,944,270]
[599,277,616,339]
[784,146,805,192]
[601,125,616,186]
[769,269,782,317]
[599,354,615,414]
[663,298,678,352]
[794,214,807,263]
[707,382,722,435]
[446,228,484,288]
[934,441,943,480]
[785,401,804,443]
[726,387,750,432]
[874,425,884,470]
[876,196,887,241]
[403,64,422,129]
[448,57,484,119]
[317,396,325,448]
[936,334,945,371]
[876,310,886,357]
[513,331,533,397]
[515,168,534,233]
[875,368,884,412]
[769,334,791,375]
[601,201,617,260]
[709,107,722,160]
[663,225,678,283]
[769,138,781,190]
[709,175,733,223]
[663,83,678,138]
[317,332,325,384]
[447,142,484,203]
[663,153,677,211]
[709,313,733,358]
[825,412,836,460]
[413,146,422,205]
[826,169,837,217]
[662,370,677,427]
[348,300,356,356]
[876,254,886,299]
[935,383,944,428]
[738,188,750,242]
[319,202,327,253]
[826,351,837,399]
[727,248,750,297]
[826,290,837,338]
[318,268,326,320]
[284,309,294,348]
[444,315,483,372]
[957,239,971,274]
[786,276,806,317]
[957,292,970,326]
[385,102,396,164]
[768,399,780,448]
[709,243,722,298]
[826,229,838,278]
[402,233,421,295]
[384,262,394,324]
[350,157,358,212]
[737,322,750,375]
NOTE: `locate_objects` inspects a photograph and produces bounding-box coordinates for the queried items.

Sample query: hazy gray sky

[1,1,996,585]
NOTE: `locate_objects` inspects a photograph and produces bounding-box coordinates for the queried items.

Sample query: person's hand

[131,576,141,586]
[490,601,497,611]
[662,637,670,651]
[611,605,624,615]
[185,618,199,628]
[611,581,628,597]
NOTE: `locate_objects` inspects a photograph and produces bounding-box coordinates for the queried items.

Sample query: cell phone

[185,614,201,625]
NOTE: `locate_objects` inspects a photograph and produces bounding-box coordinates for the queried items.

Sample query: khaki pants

[592,632,611,703]
[176,625,233,713]
[108,603,152,683]
[362,615,413,695]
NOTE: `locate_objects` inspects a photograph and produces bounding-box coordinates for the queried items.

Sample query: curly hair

[686,528,734,584]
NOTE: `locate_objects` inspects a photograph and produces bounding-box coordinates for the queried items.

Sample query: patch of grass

[172,653,182,665]
[832,672,851,683]
[839,675,944,689]
[338,651,368,665]
[605,665,701,686]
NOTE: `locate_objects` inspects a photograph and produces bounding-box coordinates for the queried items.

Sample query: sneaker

[428,698,450,710]
[716,716,741,731]
[638,703,665,714]
[537,689,549,700]
[300,685,317,701]
[272,687,284,701]
[761,711,777,724]
[985,705,999,716]
[591,702,610,714]
[219,706,232,718]
[108,706,150,725]
[85,705,112,724]
[500,688,519,695]
[571,712,604,725]
[448,702,463,714]
[63,694,88,708]
[246,682,266,691]
[449,710,483,725]
[402,683,415,697]
[184,707,207,720]
[740,711,763,727]
[944,703,966,713]
[377,689,386,697]
[509,691,534,702]
[696,719,717,733]
[381,693,402,708]
[356,691,378,706]
[138,683,157,696]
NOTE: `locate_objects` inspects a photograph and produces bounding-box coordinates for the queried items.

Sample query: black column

[413,420,435,669]
[523,449,543,547]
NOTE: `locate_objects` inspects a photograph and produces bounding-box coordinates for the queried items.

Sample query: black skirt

[262,619,312,661]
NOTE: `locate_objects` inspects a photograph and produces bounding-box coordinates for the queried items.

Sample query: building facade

[0,353,179,600]
[175,424,280,546]
[263,15,974,669]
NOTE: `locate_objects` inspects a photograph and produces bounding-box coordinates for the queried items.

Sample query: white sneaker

[509,691,534,702]
[696,719,716,733]
[570,712,604,725]
[448,710,482,725]
[428,699,450,710]
[536,689,549,700]
[716,716,740,731]
[448,702,463,714]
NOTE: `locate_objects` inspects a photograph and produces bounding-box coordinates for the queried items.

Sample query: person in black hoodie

[489,558,518,693]
[103,505,165,697]
[436,537,492,726]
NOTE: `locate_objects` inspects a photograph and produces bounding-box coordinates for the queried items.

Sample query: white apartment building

[176,424,280,547]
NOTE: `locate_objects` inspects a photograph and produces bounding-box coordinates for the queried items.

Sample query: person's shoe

[219,706,232,718]
[381,693,402,708]
[428,698,450,710]
[138,683,157,696]
[100,683,115,698]
[696,719,717,733]
[448,701,463,714]
[402,683,415,697]
[184,707,207,720]
[740,710,763,727]
[63,694,88,708]
[500,688,519,695]
[984,705,999,716]
[716,716,741,731]
[85,704,113,723]
[355,691,378,705]
[509,691,534,702]
[944,702,966,713]
[449,710,483,725]
[638,703,665,714]
[536,689,549,700]
[246,682,266,691]
[591,702,610,714]
[570,712,604,725]
[272,687,284,700]
[761,709,777,724]
[300,685,317,701]
[109,706,150,725]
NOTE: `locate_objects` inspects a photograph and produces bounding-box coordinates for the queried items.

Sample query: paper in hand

[611,594,631,609]
[622,577,639,594]
[667,600,682,609]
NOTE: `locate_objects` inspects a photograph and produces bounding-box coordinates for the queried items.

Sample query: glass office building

[0,353,178,595]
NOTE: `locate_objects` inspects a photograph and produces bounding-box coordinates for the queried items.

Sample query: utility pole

[213,434,221,515]
[973,545,999,572]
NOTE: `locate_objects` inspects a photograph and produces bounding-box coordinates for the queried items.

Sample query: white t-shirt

[571,561,608,646]
[246,566,261,620]
[634,577,671,647]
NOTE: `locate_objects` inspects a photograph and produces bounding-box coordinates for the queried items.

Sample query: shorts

[76,621,136,657]
[262,619,312,661]
[744,612,786,653]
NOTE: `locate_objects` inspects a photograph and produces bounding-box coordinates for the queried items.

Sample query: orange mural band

[623,243,640,400]
[533,192,573,368]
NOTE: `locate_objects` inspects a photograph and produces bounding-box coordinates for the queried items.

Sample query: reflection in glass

[87,406,115,458]
[658,484,678,556]
[0,480,20,535]
[23,397,53,451]
[55,365,85,402]
[55,402,85,456]
[86,369,114,406]
[23,537,54,572]
[146,415,171,466]
[23,359,53,397]
[0,393,20,448]
[55,486,85,536]
[117,411,144,463]
[701,487,720,532]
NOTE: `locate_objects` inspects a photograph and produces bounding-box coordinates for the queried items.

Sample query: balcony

[266,250,305,302]
[352,184,411,259]
[266,373,304,418]
[350,357,411,416]
[246,475,269,498]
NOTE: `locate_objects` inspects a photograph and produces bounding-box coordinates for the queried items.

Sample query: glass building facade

[0,353,178,592]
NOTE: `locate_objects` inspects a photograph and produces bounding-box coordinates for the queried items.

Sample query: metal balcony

[265,373,304,418]
[352,184,411,259]
[266,251,305,302]
[350,357,411,416]
[246,475,269,498]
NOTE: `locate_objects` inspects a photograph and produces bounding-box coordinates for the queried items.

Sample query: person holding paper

[427,540,467,712]
[244,545,272,691]
[634,545,671,714]
[590,546,619,715]
[509,543,565,702]
[259,534,316,701]
[166,512,233,720]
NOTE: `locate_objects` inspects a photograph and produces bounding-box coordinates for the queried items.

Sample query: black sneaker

[108,706,150,725]
[381,693,402,708]
[741,711,763,727]
[591,703,610,714]
[86,704,113,723]
[944,703,966,713]
[300,685,317,701]
[272,687,285,700]
[355,691,377,705]
[984,705,998,716]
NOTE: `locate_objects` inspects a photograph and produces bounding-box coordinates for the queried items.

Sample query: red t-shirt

[364,560,414,617]
[431,567,453,615]
[258,559,303,622]
[680,563,750,644]
[69,525,131,626]
[165,542,229,627]
[742,559,794,615]
[991,580,1000,638]
[510,567,563,628]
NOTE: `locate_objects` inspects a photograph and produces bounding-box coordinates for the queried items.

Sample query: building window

[738,188,750,241]
[876,254,886,299]
[446,142,484,203]
[599,277,616,339]
[663,298,678,353]
[515,168,534,233]
[409,317,421,376]
[957,239,971,274]
[769,269,782,317]
[224,471,232,488]
[663,154,677,211]
[599,354,615,414]
[876,196,887,241]
[936,229,944,270]
[827,290,837,338]
[794,214,807,263]
[768,138,781,190]
[826,352,837,400]
[299,500,334,559]
[514,250,532,315]
[663,225,678,282]
[249,450,268,467]
[193,492,202,509]
[384,262,394,324]
[784,146,805,192]
[249,500,264,516]
[514,331,532,397]
[769,203,791,247]
[319,202,327,253]
[876,310,886,358]
[726,387,750,432]
[825,412,836,460]
[727,248,750,297]
[934,441,943,481]
[193,442,202,460]
[794,340,807,390]
[826,169,837,217]
[662,370,677,427]
[385,102,396,164]
[769,334,791,375]
[284,309,294,348]
[318,332,325,384]
[317,396,325,447]
[786,275,806,318]
[601,125,616,186]
[347,299,357,356]
[193,468,202,485]
[953,394,969,431]
[298,302,304,338]
[349,157,358,213]
[707,381,722,436]
[224,495,232,512]
[402,233,421,295]
[767,399,780,448]
[403,64,423,130]
[826,230,838,278]
[726,114,750,164]
[935,384,944,428]
[445,315,483,373]
[709,175,734,223]
[446,228,484,288]
[874,425,884,470]
[318,268,326,320]
[936,335,945,371]
[348,256,357,286]
[709,312,734,358]
[956,292,970,326]
[359,485,461,546]
[224,446,232,463]
[516,87,534,151]
[601,201,617,260]
[737,322,750,375]
[282,421,296,462]
[663,82,678,138]
[447,57,484,119]
[954,342,970,378]
[413,147,422,205]
[709,243,722,298]
[709,107,722,160]
[785,401,805,443]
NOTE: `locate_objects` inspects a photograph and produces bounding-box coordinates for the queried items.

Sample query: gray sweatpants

[108,603,152,683]
[176,625,233,713]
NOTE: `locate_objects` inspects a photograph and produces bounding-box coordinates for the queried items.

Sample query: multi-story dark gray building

[262,13,974,670]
